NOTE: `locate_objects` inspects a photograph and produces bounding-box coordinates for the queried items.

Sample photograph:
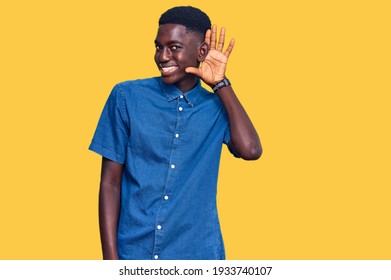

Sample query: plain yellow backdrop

[1,0,390,259]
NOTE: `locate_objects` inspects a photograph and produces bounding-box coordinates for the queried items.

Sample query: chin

[161,75,178,85]
[161,72,187,84]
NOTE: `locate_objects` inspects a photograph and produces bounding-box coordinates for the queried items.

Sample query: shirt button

[178,107,183,111]
[171,164,175,169]
[157,225,162,230]
[154,255,159,260]
[175,133,179,138]
[164,195,169,200]
[179,95,184,98]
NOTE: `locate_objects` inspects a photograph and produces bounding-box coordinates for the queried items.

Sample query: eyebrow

[154,40,184,45]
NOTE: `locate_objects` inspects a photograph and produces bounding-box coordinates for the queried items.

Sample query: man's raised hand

[186,25,235,87]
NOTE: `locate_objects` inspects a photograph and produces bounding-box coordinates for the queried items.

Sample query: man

[89,6,262,260]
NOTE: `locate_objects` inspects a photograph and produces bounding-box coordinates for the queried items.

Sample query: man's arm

[186,25,262,160]
[99,157,123,260]
[215,85,262,160]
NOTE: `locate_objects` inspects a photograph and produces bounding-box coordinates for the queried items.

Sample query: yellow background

[1,0,390,259]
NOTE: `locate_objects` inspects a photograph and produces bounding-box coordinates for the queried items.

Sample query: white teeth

[162,66,177,72]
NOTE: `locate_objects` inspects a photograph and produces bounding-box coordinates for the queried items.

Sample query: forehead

[155,24,201,43]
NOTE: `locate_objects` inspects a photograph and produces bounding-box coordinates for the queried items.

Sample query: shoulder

[200,85,213,96]
[113,77,160,93]
[107,77,161,105]
[199,86,223,107]
[108,77,164,110]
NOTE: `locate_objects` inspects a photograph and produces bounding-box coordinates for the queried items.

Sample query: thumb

[185,67,201,77]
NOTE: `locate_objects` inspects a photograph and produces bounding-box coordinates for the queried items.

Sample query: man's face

[154,24,203,92]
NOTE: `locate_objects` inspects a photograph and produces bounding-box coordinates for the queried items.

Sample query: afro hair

[158,6,211,36]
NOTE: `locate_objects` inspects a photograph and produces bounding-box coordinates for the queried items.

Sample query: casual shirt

[89,77,233,260]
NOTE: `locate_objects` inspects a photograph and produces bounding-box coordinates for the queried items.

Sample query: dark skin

[99,23,262,260]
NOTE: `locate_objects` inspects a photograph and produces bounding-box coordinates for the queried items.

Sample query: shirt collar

[158,77,201,107]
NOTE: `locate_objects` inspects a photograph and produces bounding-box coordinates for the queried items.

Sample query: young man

[89,6,262,260]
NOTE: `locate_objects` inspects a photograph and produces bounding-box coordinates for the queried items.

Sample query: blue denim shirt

[89,77,232,260]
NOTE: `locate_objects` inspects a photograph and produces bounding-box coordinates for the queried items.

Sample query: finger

[224,38,235,58]
[205,29,211,46]
[210,24,217,50]
[217,27,225,52]
[185,66,201,77]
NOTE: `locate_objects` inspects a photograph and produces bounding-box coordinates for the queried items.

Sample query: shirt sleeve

[223,116,241,158]
[89,84,129,164]
[223,122,231,145]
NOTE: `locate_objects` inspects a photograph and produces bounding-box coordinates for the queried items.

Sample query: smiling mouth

[160,65,178,74]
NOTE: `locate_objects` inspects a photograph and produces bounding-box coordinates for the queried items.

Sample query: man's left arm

[215,84,262,160]
[186,25,262,160]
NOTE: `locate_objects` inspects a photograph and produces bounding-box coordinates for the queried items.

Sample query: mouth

[159,65,179,75]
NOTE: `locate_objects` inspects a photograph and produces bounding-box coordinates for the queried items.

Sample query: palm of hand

[185,25,235,86]
[198,49,228,86]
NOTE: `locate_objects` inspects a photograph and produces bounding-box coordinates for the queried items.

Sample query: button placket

[152,95,187,260]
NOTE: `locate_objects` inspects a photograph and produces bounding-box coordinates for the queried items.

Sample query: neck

[176,76,199,93]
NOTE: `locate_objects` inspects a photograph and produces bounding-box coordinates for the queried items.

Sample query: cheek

[182,52,200,66]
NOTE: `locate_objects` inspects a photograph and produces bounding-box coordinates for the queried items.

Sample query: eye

[170,45,181,51]
[155,45,162,50]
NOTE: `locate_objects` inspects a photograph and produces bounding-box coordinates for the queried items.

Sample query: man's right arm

[99,157,123,260]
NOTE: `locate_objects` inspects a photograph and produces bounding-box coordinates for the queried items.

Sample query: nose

[159,47,171,62]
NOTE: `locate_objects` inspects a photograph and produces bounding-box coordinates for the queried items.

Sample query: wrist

[211,77,231,93]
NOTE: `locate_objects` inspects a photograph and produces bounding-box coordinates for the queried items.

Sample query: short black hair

[158,6,211,36]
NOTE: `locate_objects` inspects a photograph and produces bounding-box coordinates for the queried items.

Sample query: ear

[197,42,209,62]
